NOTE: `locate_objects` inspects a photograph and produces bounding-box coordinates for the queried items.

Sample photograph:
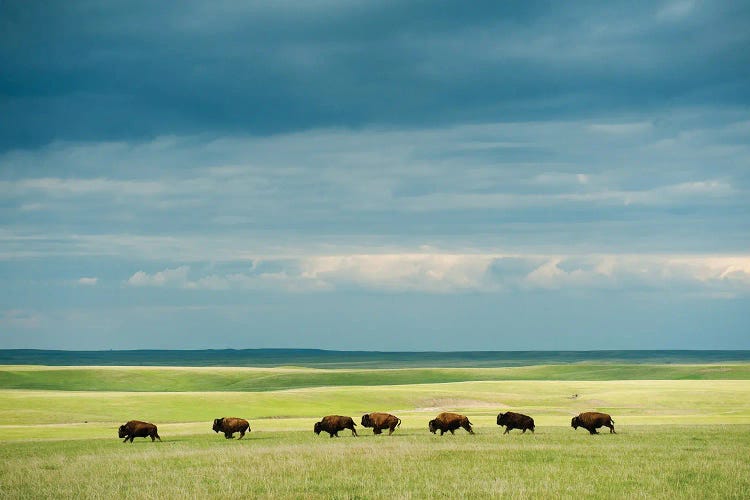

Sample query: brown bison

[118,420,161,443]
[314,415,358,437]
[361,412,401,435]
[428,412,474,436]
[496,411,535,434]
[213,417,250,439]
[571,412,616,435]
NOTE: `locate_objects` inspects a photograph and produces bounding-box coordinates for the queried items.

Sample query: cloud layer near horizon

[123,253,750,295]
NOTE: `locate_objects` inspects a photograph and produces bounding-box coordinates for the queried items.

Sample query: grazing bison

[428,412,474,436]
[212,417,251,439]
[118,420,161,443]
[361,412,401,435]
[314,415,358,437]
[496,411,535,434]
[571,412,616,435]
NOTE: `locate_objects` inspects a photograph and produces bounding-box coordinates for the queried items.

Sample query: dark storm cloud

[1,0,748,150]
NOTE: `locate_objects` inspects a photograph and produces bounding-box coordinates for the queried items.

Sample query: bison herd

[118,411,616,442]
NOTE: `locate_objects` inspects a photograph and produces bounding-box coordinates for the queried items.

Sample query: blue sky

[1,0,748,350]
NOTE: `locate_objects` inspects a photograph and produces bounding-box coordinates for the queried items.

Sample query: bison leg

[608,423,616,434]
[503,427,510,434]
[351,427,357,437]
[238,430,245,439]
[122,436,130,443]
[589,428,598,435]
[129,435,136,443]
[464,425,474,435]
[373,427,382,435]
[155,432,161,441]
[224,432,234,439]
[388,426,395,435]
[522,428,526,434]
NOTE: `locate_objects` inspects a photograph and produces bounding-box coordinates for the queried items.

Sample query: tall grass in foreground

[1,426,748,499]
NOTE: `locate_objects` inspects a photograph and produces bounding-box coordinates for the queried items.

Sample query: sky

[1,0,749,350]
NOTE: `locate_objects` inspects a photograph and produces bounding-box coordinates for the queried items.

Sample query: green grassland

[1,364,750,498]
[4,349,748,368]
[1,363,749,392]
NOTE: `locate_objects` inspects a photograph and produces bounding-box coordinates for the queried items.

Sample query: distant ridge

[1,349,748,368]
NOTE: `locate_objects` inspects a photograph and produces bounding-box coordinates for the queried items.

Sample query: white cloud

[19,203,46,211]
[657,1,696,21]
[298,253,499,292]
[184,275,227,290]
[393,179,735,211]
[127,266,190,287]
[522,254,750,291]
[121,253,750,295]
[0,310,41,329]
[659,180,733,196]
[588,121,654,135]
[524,259,568,289]
[77,277,98,286]
[531,172,591,186]
[5,177,166,197]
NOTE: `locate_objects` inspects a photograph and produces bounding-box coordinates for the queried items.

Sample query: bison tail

[397,418,401,428]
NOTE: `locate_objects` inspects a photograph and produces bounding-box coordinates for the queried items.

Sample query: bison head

[571,416,579,430]
[428,419,438,434]
[118,425,127,438]
[213,418,223,433]
[314,421,322,435]
[496,413,506,426]
[361,414,371,427]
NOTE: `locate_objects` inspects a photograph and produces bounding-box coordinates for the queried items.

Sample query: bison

[496,411,535,434]
[118,420,161,443]
[571,412,616,435]
[314,415,358,437]
[212,417,251,439]
[428,412,474,436]
[361,412,401,435]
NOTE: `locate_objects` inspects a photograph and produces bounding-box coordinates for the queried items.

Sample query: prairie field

[1,363,749,498]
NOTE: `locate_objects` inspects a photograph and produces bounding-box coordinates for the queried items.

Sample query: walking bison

[571,412,616,435]
[212,417,250,439]
[496,411,535,434]
[118,420,161,443]
[361,412,401,435]
[428,412,474,436]
[314,415,358,437]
